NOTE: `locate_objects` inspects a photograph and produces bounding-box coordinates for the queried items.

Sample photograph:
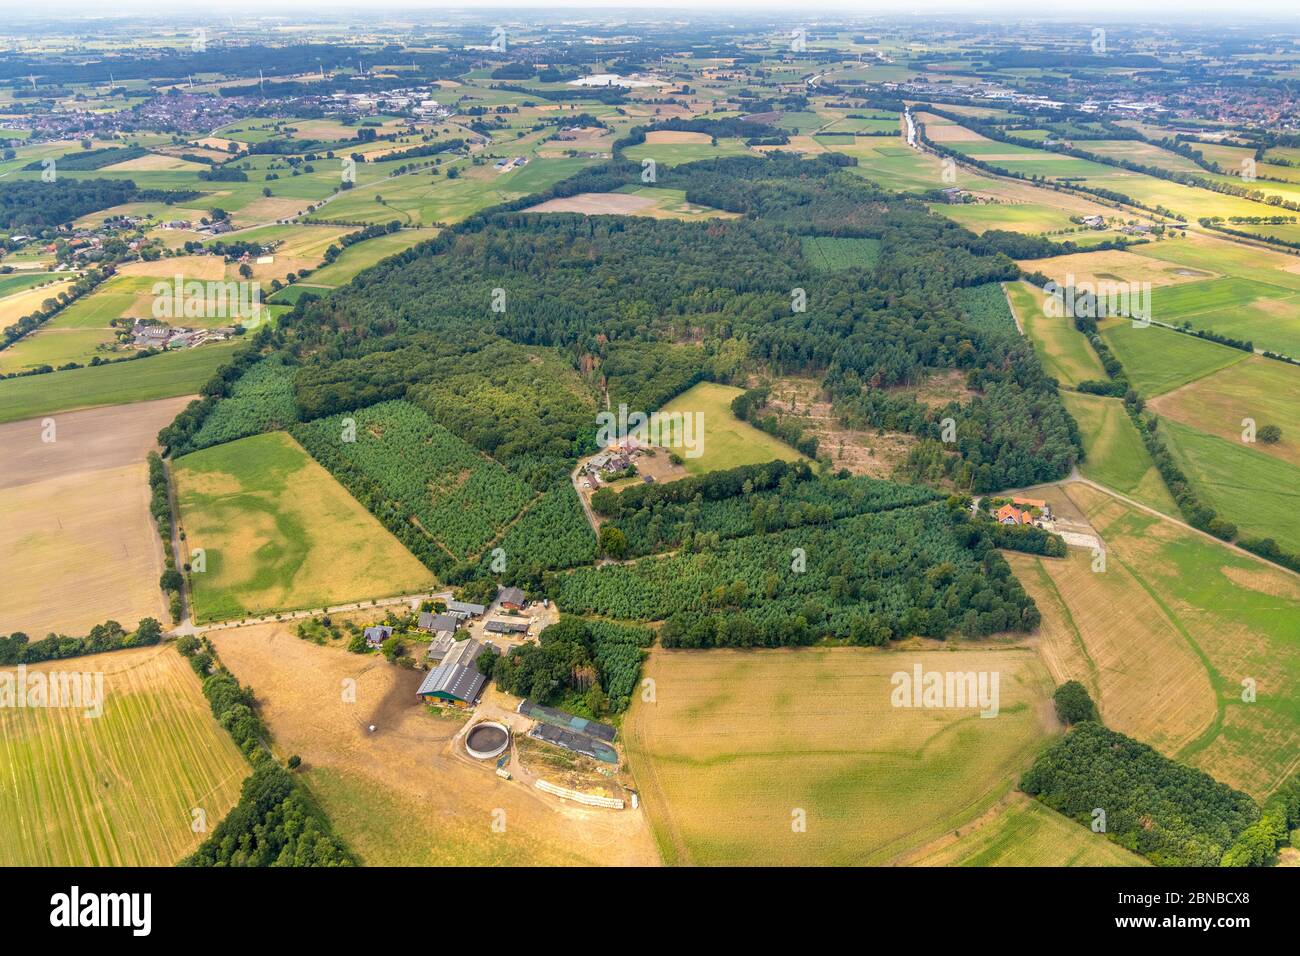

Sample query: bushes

[0,617,162,666]
[491,615,652,714]
[146,452,183,620]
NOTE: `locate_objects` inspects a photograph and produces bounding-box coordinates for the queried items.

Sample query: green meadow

[0,341,237,423]
[174,431,434,623]
[1160,420,1300,553]
[1062,391,1177,515]
[1100,320,1249,397]
[1008,281,1105,387]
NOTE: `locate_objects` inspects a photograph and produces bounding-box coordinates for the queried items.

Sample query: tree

[1053,680,1098,725]
[238,263,253,279]
[598,525,627,559]
[1258,424,1282,444]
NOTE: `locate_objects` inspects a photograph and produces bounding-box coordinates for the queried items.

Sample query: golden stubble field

[0,395,193,637]
[1005,547,1216,756]
[209,624,662,866]
[0,644,248,866]
[623,644,1060,866]
[1066,482,1300,798]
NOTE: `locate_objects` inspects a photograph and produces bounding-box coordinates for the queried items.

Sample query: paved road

[169,589,452,637]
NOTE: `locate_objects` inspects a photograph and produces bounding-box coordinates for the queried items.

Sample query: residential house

[994,504,1034,526]
[417,612,460,634]
[364,625,393,648]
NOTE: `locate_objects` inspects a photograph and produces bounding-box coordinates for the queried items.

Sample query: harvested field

[1062,481,1300,798]
[209,624,660,866]
[0,397,192,637]
[0,394,192,490]
[1005,545,1216,757]
[0,645,248,866]
[1017,249,1216,290]
[525,192,657,215]
[624,645,1058,866]
[643,130,712,144]
[0,464,169,637]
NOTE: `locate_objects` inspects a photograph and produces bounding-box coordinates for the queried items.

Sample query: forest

[1020,722,1259,866]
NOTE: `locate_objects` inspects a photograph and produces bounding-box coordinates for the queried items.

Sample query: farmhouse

[364,625,393,648]
[417,611,460,633]
[416,637,488,705]
[1012,497,1051,520]
[497,586,526,610]
[486,619,529,635]
[994,504,1034,526]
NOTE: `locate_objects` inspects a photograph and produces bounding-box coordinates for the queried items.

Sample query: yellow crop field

[624,645,1058,865]
[0,645,248,866]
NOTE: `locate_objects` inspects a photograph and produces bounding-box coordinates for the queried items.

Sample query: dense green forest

[1020,722,1258,866]
[161,148,1084,657]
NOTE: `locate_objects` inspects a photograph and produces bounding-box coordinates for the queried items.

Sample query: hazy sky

[3,0,1298,19]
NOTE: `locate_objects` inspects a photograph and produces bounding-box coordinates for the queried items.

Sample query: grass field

[624,645,1059,866]
[1099,320,1249,397]
[903,793,1146,866]
[1148,356,1300,468]
[1047,482,1300,798]
[1159,419,1300,553]
[209,624,660,866]
[622,137,752,166]
[1061,392,1177,514]
[309,156,597,227]
[173,431,435,623]
[656,382,803,475]
[0,343,237,424]
[1006,281,1105,387]
[303,229,433,287]
[0,645,248,866]
[934,201,1080,235]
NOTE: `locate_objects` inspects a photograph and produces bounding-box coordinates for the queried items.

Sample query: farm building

[486,619,529,635]
[364,625,393,648]
[1012,497,1051,519]
[416,638,488,705]
[417,611,460,633]
[528,723,618,763]
[518,699,616,742]
[425,631,457,663]
[497,586,526,610]
[448,600,487,617]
